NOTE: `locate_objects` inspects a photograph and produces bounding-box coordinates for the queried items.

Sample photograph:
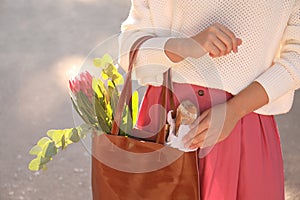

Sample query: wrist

[227,97,248,119]
[185,36,208,58]
[226,82,269,119]
[164,38,187,62]
[164,37,208,61]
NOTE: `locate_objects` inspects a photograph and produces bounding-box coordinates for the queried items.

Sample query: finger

[189,129,208,149]
[202,130,222,147]
[183,109,210,145]
[214,29,233,54]
[207,42,221,57]
[214,23,238,53]
[206,27,228,55]
[237,38,242,46]
[236,38,243,52]
[191,127,224,149]
[212,38,228,56]
[183,128,198,148]
[183,117,210,146]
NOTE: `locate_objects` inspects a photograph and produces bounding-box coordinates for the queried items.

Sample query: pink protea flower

[69,71,94,102]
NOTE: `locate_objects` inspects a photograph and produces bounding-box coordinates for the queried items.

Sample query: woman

[118,0,300,199]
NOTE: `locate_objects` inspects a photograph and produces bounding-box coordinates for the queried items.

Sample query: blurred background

[0,0,299,199]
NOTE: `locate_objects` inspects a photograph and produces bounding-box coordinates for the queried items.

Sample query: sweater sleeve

[255,1,300,103]
[118,0,180,85]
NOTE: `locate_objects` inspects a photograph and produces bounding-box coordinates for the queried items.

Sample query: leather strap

[167,69,176,119]
[155,68,177,144]
[111,36,176,144]
[111,36,154,135]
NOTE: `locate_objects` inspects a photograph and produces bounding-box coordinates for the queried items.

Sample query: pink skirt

[136,83,285,200]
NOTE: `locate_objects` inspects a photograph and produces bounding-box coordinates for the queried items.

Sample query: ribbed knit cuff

[255,63,294,103]
[282,25,300,42]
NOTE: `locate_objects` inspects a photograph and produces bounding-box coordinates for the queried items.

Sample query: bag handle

[155,68,176,144]
[111,36,176,144]
[111,36,154,135]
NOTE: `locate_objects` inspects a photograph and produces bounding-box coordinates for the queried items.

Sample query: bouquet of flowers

[28,54,139,171]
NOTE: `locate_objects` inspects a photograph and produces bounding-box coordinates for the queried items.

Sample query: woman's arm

[183,81,269,149]
[164,22,243,62]
[227,82,269,118]
[254,1,300,103]
[183,2,300,149]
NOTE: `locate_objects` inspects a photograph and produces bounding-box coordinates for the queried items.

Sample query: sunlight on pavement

[16,56,84,125]
[53,55,85,89]
[285,185,299,200]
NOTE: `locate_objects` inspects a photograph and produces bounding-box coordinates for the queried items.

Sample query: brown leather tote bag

[91,36,200,200]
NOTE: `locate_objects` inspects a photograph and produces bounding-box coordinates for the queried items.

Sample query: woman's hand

[182,81,269,149]
[164,22,242,62]
[182,101,242,149]
[189,22,243,58]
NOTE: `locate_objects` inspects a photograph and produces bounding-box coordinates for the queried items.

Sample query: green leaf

[28,124,94,172]
[93,58,102,67]
[40,156,51,165]
[106,103,113,122]
[37,137,52,148]
[126,108,133,135]
[72,96,96,125]
[94,96,111,133]
[101,71,109,80]
[28,156,51,171]
[102,54,114,66]
[107,80,115,88]
[76,91,94,113]
[103,64,116,78]
[29,145,42,155]
[71,97,88,124]
[76,91,97,125]
[47,130,64,147]
[97,81,110,103]
[47,129,69,149]
[69,128,80,143]
[104,81,114,120]
[120,105,132,136]
[61,134,66,150]
[94,54,114,69]
[28,157,42,171]
[132,91,139,126]
[42,141,58,158]
[92,78,103,98]
[112,73,124,85]
[107,84,119,120]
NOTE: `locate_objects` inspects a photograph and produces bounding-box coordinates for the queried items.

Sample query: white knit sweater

[118,0,300,115]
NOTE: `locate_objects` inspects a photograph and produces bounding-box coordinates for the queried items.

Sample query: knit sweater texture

[118,0,300,115]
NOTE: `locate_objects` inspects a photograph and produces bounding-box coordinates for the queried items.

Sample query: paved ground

[0,1,299,199]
